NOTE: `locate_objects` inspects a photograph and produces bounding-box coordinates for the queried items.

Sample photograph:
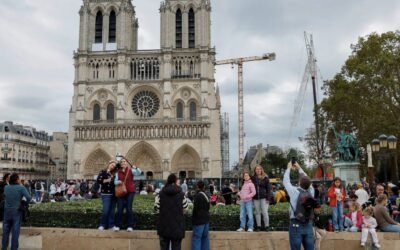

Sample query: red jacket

[344,211,363,229]
[327,186,346,207]
[117,168,136,193]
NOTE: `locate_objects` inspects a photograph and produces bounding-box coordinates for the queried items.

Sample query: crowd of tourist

[2,157,400,250]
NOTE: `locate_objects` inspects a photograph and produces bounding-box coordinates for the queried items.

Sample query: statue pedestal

[333,161,360,184]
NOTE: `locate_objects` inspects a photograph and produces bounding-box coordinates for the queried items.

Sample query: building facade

[68,0,222,180]
[0,121,52,180]
[49,132,68,180]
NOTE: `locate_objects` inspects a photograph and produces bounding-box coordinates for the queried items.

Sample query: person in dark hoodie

[191,180,210,250]
[154,173,189,250]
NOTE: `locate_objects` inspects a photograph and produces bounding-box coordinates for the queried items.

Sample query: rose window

[131,90,160,118]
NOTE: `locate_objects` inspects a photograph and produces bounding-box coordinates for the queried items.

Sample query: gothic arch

[125,141,162,174]
[105,4,120,15]
[90,5,105,16]
[171,86,200,105]
[87,88,117,108]
[83,148,112,178]
[172,4,185,13]
[171,144,201,173]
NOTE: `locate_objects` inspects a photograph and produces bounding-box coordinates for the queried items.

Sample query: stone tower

[68,0,221,180]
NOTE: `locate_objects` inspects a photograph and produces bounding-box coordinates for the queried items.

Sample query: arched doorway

[84,148,112,178]
[171,145,201,178]
[125,141,162,179]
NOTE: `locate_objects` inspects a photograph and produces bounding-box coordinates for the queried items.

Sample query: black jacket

[156,185,187,239]
[251,175,270,200]
[96,170,115,195]
[192,191,210,225]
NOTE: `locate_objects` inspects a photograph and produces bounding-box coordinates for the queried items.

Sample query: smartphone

[291,157,297,165]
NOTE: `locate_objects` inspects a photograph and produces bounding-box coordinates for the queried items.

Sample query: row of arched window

[95,10,116,43]
[176,8,195,48]
[93,103,115,121]
[176,101,197,121]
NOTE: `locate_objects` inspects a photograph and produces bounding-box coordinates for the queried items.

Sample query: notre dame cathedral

[67,0,222,180]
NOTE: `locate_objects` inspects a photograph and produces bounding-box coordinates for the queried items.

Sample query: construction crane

[215,53,276,163]
[289,32,321,159]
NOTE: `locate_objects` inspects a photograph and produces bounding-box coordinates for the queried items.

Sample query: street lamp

[371,134,398,184]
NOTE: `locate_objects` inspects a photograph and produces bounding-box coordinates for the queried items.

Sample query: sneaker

[360,242,365,247]
[127,227,133,232]
[334,230,339,233]
[374,243,381,248]
[98,226,105,231]
[247,228,253,232]
[254,227,260,232]
[236,228,244,232]
[264,227,270,232]
[113,226,120,232]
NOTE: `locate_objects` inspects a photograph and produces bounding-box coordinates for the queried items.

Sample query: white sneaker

[236,228,244,232]
[247,228,253,232]
[113,226,120,232]
[127,227,133,232]
[374,243,381,248]
[360,242,365,247]
[98,226,104,230]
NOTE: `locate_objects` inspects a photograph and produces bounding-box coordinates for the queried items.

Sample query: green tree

[320,31,400,152]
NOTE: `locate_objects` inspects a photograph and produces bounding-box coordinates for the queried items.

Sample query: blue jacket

[4,184,31,209]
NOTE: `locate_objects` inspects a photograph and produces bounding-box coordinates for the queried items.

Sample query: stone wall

[2,228,400,250]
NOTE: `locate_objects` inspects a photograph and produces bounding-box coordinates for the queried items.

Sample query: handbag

[115,170,129,198]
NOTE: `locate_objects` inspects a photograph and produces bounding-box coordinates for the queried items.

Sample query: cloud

[0,0,399,167]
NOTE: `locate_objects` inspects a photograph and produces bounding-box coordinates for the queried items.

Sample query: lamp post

[371,134,398,183]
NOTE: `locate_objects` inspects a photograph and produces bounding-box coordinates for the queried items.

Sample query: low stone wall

[1,227,399,250]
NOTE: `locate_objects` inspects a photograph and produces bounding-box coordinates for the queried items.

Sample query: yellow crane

[215,53,276,163]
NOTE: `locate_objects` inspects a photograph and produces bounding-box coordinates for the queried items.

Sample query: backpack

[268,184,276,205]
[291,188,317,223]
[91,182,100,194]
[35,182,41,190]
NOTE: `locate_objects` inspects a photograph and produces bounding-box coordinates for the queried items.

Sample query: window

[109,11,116,43]
[107,103,114,121]
[131,90,160,118]
[175,9,182,48]
[93,104,101,121]
[190,101,197,121]
[176,102,183,120]
[188,8,195,48]
[95,11,103,43]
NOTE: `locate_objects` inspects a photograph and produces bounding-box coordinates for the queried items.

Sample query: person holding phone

[114,157,142,232]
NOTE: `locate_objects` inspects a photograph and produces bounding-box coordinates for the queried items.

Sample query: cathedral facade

[67,0,222,180]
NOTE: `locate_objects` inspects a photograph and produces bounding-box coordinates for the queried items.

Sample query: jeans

[100,194,117,228]
[35,191,42,202]
[288,220,314,250]
[159,237,182,250]
[2,208,22,250]
[191,223,210,250]
[253,199,269,228]
[381,224,400,232]
[239,200,254,229]
[343,217,359,232]
[332,201,344,230]
[116,192,135,228]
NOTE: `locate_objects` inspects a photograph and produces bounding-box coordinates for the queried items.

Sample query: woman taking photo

[251,165,271,231]
[114,157,142,232]
[375,194,400,232]
[96,160,117,230]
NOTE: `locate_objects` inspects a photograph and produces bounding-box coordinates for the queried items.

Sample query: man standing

[191,181,210,250]
[2,173,32,250]
[283,161,315,250]
[154,174,188,250]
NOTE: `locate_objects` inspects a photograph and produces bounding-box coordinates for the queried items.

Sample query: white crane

[215,53,276,163]
[289,32,321,159]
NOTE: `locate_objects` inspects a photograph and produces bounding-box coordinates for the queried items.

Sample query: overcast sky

[1,0,399,166]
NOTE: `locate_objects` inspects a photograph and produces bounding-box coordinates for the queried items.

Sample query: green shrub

[25,196,333,231]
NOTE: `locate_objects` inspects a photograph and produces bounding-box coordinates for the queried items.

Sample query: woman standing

[251,165,271,231]
[114,157,141,232]
[327,177,346,232]
[2,173,31,250]
[375,194,400,232]
[97,160,117,230]
[237,171,256,232]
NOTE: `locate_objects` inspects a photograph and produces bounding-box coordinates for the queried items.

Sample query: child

[361,206,380,248]
[327,177,346,232]
[237,172,256,232]
[344,201,362,232]
[313,205,327,250]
